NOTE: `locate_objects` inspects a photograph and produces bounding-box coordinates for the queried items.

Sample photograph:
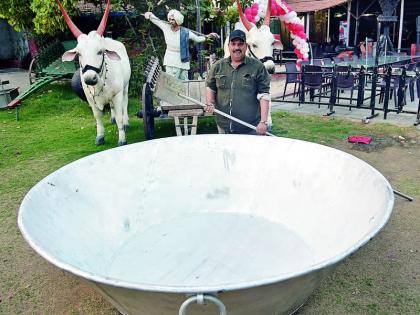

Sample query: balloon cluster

[243,0,282,24]
[277,1,309,62]
[242,0,309,62]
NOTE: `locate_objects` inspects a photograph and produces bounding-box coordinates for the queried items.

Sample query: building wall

[0,19,15,59]
[0,18,29,66]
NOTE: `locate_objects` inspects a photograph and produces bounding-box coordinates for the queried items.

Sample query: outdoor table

[327,55,420,69]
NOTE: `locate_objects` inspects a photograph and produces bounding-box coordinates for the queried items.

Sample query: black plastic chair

[322,58,333,65]
[301,60,310,68]
[312,59,323,66]
[379,75,407,109]
[406,63,416,102]
[302,65,324,106]
[336,66,357,105]
[283,62,300,99]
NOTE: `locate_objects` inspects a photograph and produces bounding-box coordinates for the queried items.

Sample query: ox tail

[55,0,83,38]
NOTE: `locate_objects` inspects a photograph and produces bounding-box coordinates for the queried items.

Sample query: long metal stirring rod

[178,93,275,137]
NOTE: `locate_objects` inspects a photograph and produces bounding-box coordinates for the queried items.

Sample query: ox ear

[274,40,284,50]
[62,49,78,62]
[273,35,284,50]
[105,50,121,61]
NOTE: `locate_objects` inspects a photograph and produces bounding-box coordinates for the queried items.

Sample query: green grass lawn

[0,82,419,314]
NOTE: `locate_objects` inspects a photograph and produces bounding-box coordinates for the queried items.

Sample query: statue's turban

[167,9,184,25]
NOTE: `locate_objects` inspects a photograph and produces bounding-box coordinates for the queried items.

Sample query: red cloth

[347,136,372,144]
[337,51,353,58]
[411,44,417,57]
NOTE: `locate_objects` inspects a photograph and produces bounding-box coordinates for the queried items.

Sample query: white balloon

[254,15,261,22]
[301,47,309,53]
[303,53,309,58]
[284,13,294,22]
[289,11,297,19]
[291,17,302,25]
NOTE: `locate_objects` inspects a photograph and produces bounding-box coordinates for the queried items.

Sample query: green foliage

[35,40,65,70]
[0,0,77,34]
[0,0,34,31]
[31,0,78,35]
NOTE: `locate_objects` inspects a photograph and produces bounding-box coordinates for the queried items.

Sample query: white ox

[224,0,282,129]
[57,0,131,146]
[224,0,283,74]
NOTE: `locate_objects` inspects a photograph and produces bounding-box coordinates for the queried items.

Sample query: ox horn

[55,0,83,38]
[236,0,253,31]
[264,0,272,26]
[97,0,111,36]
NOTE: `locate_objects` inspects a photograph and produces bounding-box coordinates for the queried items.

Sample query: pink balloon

[288,24,298,32]
[272,8,277,16]
[278,7,286,15]
[296,31,307,40]
[295,24,304,32]
[246,13,254,21]
[245,8,252,15]
[252,3,259,9]
[252,8,258,15]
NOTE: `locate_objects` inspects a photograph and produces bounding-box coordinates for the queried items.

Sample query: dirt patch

[350,136,418,154]
[300,140,420,314]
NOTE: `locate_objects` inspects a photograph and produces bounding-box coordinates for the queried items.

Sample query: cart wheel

[142,83,155,140]
[28,57,39,85]
[71,70,87,102]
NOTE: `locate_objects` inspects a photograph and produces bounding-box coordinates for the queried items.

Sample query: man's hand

[204,103,215,114]
[206,33,220,40]
[144,12,152,19]
[256,121,268,135]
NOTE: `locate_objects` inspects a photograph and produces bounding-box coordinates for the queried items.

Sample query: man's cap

[229,29,246,42]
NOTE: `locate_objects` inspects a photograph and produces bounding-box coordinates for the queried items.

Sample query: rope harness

[247,46,274,64]
[82,54,109,106]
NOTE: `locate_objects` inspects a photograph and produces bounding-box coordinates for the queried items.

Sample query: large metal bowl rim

[18,135,395,294]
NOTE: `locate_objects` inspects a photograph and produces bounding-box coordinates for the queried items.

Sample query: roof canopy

[285,0,349,13]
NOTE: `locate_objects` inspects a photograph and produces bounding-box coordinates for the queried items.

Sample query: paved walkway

[0,68,31,95]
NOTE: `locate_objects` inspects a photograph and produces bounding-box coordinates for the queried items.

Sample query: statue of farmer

[144,9,219,80]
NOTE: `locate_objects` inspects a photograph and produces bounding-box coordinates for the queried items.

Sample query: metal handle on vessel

[179,293,227,315]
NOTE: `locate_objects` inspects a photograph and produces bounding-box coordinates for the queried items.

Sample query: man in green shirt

[205,29,271,135]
